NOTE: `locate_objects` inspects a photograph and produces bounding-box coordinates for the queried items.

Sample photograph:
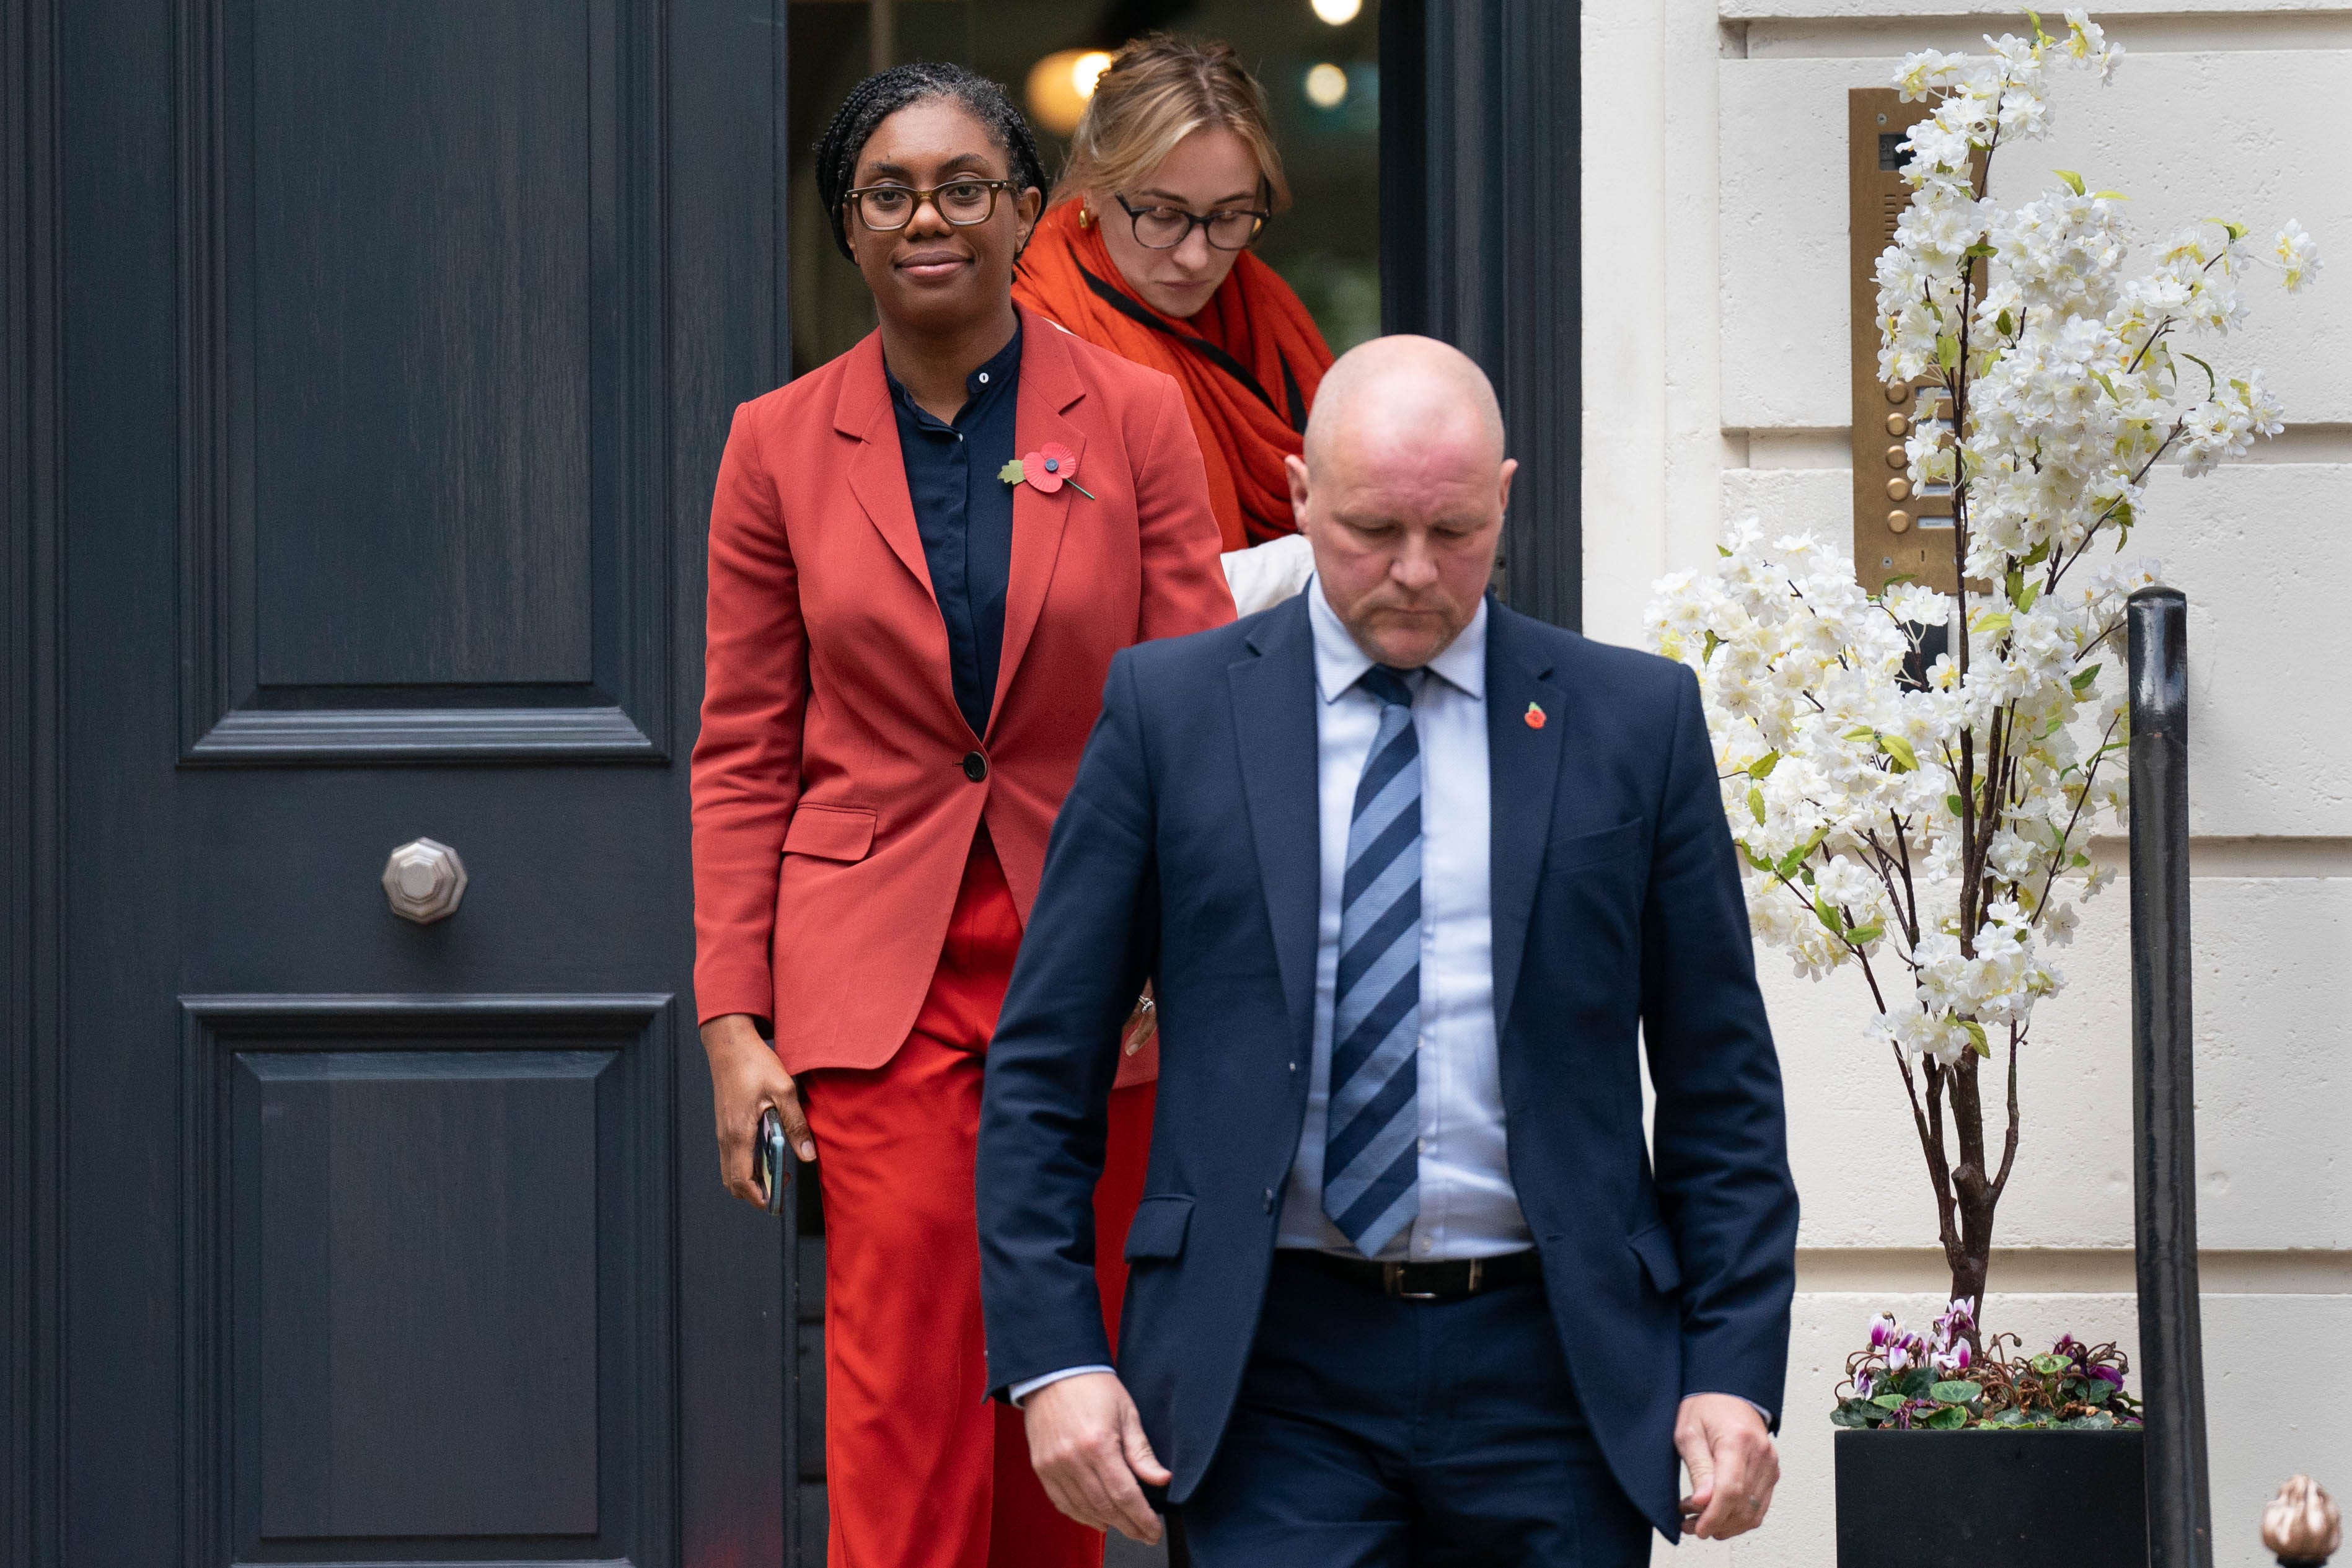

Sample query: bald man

[977,337,1797,1566]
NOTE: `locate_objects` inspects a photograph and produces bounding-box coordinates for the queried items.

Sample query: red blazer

[692,308,1235,1077]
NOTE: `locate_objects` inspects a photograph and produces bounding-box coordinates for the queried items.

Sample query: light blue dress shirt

[1279,577,1531,1259]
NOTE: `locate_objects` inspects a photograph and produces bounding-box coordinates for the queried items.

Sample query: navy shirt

[886,327,1022,741]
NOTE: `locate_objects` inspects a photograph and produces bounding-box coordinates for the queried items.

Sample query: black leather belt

[1289,1247,1541,1302]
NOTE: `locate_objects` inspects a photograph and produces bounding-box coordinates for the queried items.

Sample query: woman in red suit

[690,64,1232,1568]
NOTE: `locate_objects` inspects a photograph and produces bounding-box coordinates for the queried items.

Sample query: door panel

[45,1,793,1564]
[181,0,668,763]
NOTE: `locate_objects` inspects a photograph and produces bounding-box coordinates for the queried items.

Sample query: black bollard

[2128,586,2212,1568]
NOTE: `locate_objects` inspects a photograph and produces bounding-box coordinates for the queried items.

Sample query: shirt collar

[1307,575,1488,705]
[885,322,1023,429]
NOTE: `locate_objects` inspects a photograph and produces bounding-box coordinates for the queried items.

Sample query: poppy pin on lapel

[1000,443,1094,500]
[1525,702,1547,730]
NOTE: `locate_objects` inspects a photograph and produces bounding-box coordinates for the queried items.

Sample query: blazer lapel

[1485,600,1567,1036]
[990,311,1085,734]
[1229,594,1321,1055]
[834,332,938,603]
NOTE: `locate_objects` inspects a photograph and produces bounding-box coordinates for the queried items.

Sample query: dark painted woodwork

[180,0,673,764]
[11,2,795,1564]
[1381,0,1583,631]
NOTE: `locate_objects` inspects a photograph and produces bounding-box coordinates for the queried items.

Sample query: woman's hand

[701,1013,815,1207]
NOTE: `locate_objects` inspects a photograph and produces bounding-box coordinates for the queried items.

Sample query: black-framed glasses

[1114,193,1269,252]
[844,177,1014,233]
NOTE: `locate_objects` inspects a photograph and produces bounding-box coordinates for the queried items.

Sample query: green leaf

[2055,169,2086,196]
[1987,1407,2029,1427]
[1872,1393,1906,1411]
[1748,786,1766,825]
[1962,1019,1991,1058]
[1880,733,1918,773]
[2070,851,2090,868]
[1702,630,1723,664]
[2030,1354,2068,1376]
[1936,334,1960,372]
[1965,241,1997,258]
[1972,610,2013,637]
[2069,1410,2118,1430]
[2080,1378,2114,1404]
[1846,921,1885,946]
[1996,309,2016,337]
[1747,751,1781,780]
[2021,539,2052,568]
[1931,1380,1984,1404]
[1947,794,1967,817]
[2092,369,2120,402]
[1831,1405,1875,1429]
[2090,190,2128,201]
[997,457,1027,484]
[2181,351,2218,399]
[1813,897,1846,938]
[2071,663,2102,695]
[1924,1404,1969,1429]
[1717,544,1733,558]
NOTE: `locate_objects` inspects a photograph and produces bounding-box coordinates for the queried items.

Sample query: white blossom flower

[1645,24,2312,1097]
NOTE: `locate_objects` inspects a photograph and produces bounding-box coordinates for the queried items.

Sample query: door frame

[1382,0,1583,632]
[3,0,64,1559]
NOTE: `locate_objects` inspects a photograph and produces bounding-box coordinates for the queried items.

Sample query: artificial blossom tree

[1650,11,2317,1319]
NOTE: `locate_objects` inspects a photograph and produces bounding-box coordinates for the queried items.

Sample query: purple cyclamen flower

[2091,1364,2124,1389]
[1856,1370,1875,1399]
[1932,1337,1973,1376]
[1869,1313,1900,1350]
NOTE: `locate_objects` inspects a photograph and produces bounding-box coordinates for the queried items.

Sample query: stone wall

[1579,2,2352,1561]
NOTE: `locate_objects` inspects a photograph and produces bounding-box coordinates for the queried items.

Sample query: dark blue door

[19,2,797,1562]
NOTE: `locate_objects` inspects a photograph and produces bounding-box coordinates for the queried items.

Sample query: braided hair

[813,63,1047,262]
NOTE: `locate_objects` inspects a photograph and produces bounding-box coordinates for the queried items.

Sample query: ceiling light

[1025,50,1113,137]
[1311,0,1363,24]
[1304,62,1349,110]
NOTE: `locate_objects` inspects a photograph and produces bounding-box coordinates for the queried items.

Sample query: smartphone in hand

[755,1107,789,1215]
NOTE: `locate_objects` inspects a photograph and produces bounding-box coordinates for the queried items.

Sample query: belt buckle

[1382,1259,1446,1302]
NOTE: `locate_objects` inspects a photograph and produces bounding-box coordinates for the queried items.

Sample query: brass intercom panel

[1850,88,1960,596]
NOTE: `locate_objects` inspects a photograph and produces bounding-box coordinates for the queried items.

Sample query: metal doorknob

[382,837,467,923]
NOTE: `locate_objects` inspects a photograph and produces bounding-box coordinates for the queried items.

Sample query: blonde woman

[1015,34,1331,612]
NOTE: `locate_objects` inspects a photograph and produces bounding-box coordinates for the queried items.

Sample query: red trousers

[798,831,1153,1568]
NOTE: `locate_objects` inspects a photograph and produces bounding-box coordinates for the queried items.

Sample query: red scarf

[1014,201,1334,552]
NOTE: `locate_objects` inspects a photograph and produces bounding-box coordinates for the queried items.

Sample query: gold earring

[1077,208,1093,229]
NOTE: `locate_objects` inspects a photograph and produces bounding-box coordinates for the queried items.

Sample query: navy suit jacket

[976,590,1799,1538]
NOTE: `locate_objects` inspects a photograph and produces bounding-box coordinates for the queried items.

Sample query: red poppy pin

[1525,702,1546,730]
[999,442,1093,500]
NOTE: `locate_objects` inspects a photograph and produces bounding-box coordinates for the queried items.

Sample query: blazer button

[1263,1187,1275,1212]
[962,751,988,783]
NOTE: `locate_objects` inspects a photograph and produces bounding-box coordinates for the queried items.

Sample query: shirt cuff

[1008,1365,1116,1406]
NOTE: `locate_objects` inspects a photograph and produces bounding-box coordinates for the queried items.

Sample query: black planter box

[1834,1429,2147,1568]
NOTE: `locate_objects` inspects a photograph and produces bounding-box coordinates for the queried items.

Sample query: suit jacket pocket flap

[1627,1221,1683,1294]
[1546,817,1642,874]
[1123,1196,1193,1261]
[782,804,876,863]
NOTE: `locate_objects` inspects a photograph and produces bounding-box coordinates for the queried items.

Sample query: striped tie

[1323,664,1422,1258]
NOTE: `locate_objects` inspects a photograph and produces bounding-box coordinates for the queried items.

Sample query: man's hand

[1023,1372,1172,1545]
[1675,1393,1779,1540]
[701,1013,814,1208]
